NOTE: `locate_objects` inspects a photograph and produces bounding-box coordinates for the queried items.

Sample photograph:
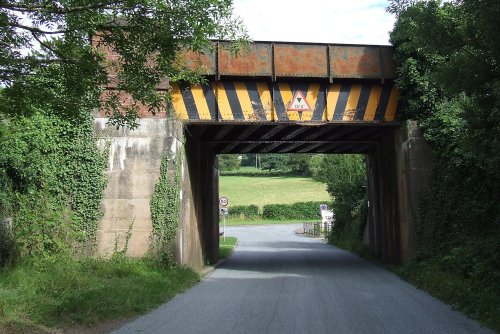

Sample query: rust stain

[218,43,272,76]
[379,47,397,78]
[274,44,328,77]
[330,46,380,78]
[181,49,216,75]
[96,39,396,81]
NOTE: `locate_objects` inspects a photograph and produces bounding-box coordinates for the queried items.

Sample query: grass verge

[329,237,377,262]
[391,260,500,333]
[219,237,237,259]
[0,255,199,333]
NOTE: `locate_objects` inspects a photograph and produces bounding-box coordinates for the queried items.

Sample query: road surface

[113,224,492,334]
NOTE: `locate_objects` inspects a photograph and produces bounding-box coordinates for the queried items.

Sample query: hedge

[228,204,259,219]
[262,201,331,220]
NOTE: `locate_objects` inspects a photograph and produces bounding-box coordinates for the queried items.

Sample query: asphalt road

[113,224,492,334]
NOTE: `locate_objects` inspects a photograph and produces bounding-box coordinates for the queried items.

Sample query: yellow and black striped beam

[171,81,399,122]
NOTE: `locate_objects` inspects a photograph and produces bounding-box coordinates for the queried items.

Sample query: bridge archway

[182,121,407,268]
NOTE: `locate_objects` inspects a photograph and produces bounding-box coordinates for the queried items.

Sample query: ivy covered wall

[150,144,182,266]
[0,95,107,264]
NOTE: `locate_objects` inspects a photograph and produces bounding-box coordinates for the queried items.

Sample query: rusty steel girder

[180,41,396,81]
[274,44,328,78]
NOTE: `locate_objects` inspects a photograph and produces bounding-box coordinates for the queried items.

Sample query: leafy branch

[0,0,249,126]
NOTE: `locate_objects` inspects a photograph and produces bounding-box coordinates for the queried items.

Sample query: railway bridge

[94,42,432,269]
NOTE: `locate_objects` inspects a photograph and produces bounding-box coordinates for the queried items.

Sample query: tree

[314,154,367,242]
[389,0,500,247]
[386,0,420,17]
[239,153,256,167]
[316,155,366,206]
[218,154,240,171]
[0,0,248,127]
[260,154,288,172]
[389,0,499,283]
[287,154,312,176]
[388,2,500,324]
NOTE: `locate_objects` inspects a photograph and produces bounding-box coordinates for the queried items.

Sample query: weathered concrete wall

[94,118,183,257]
[365,121,432,264]
[95,117,219,270]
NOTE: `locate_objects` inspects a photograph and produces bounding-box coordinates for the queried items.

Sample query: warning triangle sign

[287,90,311,111]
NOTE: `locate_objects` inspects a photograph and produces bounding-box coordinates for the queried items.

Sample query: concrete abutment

[366,121,432,264]
[94,118,211,270]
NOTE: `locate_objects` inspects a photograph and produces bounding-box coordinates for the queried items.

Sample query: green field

[219,175,330,207]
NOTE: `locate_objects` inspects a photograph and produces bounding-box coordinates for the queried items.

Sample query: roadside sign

[219,206,229,241]
[219,197,228,207]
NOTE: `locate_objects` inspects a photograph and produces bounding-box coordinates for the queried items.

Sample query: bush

[328,197,368,253]
[0,219,13,267]
[262,204,288,220]
[287,155,313,176]
[218,154,240,171]
[228,205,259,220]
[0,79,107,265]
[262,201,329,220]
[315,154,367,245]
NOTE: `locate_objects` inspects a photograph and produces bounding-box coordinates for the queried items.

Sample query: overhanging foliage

[0,0,249,127]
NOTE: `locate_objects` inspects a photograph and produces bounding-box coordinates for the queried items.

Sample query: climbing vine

[0,111,107,260]
[150,142,182,266]
[0,69,108,263]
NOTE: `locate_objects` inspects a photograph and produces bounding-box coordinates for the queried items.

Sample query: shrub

[218,154,240,171]
[262,201,329,220]
[0,81,107,264]
[262,204,288,220]
[228,205,259,220]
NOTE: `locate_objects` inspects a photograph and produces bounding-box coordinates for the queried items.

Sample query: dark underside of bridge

[185,122,399,154]
[183,120,409,266]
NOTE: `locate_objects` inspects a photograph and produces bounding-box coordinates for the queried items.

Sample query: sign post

[223,211,226,242]
[219,197,229,241]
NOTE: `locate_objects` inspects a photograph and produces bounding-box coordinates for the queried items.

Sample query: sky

[232,0,396,45]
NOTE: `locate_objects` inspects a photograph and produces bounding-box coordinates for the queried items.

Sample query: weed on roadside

[0,255,199,332]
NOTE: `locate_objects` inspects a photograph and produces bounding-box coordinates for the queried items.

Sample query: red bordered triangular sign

[287,90,311,111]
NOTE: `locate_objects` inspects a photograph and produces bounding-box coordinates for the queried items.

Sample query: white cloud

[232,0,396,45]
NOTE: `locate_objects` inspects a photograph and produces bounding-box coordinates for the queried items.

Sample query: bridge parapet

[183,42,396,81]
